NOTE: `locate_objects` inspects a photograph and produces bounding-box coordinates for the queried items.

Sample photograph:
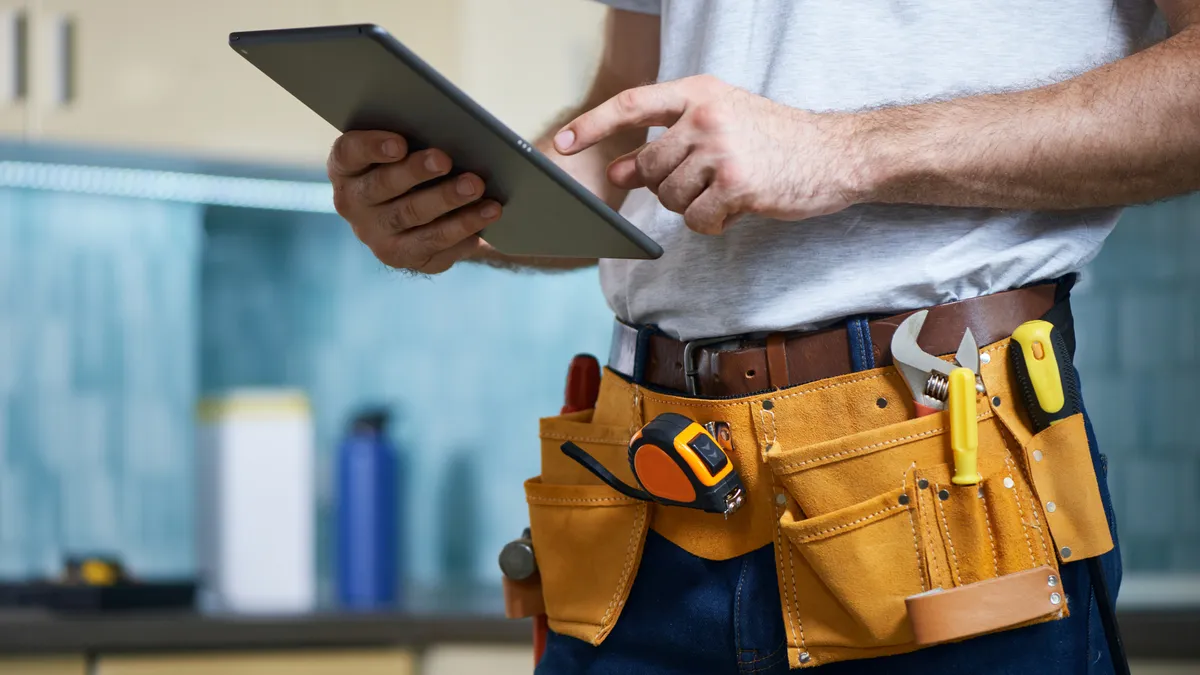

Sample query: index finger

[554,82,690,155]
[327,130,408,177]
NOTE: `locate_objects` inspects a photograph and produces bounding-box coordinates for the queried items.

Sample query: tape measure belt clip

[561,413,747,516]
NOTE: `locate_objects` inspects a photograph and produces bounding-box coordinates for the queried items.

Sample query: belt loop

[765,333,789,389]
[631,324,655,385]
[847,316,877,373]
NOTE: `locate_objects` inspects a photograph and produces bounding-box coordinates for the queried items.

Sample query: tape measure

[562,413,745,516]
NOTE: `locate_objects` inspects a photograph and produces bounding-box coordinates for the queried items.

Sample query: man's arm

[862,0,1200,210]
[554,0,1200,234]
[471,8,660,271]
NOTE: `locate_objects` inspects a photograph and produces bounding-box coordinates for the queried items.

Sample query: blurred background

[0,1,1196,674]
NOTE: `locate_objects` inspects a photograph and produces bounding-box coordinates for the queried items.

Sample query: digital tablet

[229,24,662,260]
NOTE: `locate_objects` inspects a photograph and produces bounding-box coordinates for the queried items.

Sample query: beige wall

[0,0,607,165]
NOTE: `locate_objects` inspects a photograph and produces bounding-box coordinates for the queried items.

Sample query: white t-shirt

[593,0,1164,340]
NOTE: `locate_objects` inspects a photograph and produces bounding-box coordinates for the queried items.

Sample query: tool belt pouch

[524,409,650,646]
[758,339,1114,669]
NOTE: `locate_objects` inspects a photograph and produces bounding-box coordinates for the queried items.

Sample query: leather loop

[765,333,789,390]
[905,566,1062,645]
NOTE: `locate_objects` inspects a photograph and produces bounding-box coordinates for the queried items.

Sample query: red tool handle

[562,354,601,415]
[914,402,940,417]
[533,614,549,664]
[533,354,601,666]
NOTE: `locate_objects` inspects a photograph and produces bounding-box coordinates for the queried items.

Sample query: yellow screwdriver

[948,367,982,485]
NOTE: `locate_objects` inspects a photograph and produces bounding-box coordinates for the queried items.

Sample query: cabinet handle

[52,14,75,105]
[1,8,28,104]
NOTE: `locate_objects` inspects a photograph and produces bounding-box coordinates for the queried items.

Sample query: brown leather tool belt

[607,284,1058,397]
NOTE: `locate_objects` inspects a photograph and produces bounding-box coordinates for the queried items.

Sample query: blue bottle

[335,409,400,610]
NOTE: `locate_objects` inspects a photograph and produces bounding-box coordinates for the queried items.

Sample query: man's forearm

[855,22,1200,210]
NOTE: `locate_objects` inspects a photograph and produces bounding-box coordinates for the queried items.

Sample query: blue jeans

[537,314,1123,674]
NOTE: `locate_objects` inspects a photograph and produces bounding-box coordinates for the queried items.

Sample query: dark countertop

[0,609,531,655]
[1,609,1198,659]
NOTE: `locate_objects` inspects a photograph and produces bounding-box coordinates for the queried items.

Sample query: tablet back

[230,24,662,260]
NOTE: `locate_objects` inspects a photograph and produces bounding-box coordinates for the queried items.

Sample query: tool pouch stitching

[527,409,654,647]
[753,341,1080,668]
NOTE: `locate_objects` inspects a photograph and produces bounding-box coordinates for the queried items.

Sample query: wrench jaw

[953,328,988,395]
[890,310,985,412]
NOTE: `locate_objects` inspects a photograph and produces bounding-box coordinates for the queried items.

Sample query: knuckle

[329,136,355,170]
[411,222,445,252]
[634,150,656,179]
[615,89,641,115]
[715,161,745,192]
[659,189,685,214]
[380,163,410,197]
[691,103,727,132]
[396,197,422,228]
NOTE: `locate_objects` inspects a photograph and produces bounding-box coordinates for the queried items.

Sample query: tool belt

[523,284,1114,669]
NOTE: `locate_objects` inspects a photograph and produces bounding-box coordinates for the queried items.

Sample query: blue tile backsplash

[0,180,1197,598]
[0,187,202,579]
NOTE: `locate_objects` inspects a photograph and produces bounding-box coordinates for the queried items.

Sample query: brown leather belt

[608,284,1058,398]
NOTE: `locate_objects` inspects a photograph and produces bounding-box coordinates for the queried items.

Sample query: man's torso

[597,0,1164,339]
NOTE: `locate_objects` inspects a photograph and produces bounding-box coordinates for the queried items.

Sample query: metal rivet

[763,400,774,410]
[991,396,1002,407]
[977,487,985,499]
[918,479,930,490]
[1033,450,1044,462]
[775,493,787,506]
[980,353,991,364]
[1048,575,1058,587]
[1046,501,1057,513]
[1061,546,1072,559]
[938,489,950,501]
[898,494,910,506]
[877,397,888,408]
[799,652,811,664]
[1050,592,1062,605]
[1003,477,1015,489]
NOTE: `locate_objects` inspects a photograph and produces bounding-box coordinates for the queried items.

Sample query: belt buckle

[682,337,738,396]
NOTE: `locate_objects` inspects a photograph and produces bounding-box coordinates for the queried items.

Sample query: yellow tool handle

[1010,320,1065,415]
[949,367,981,486]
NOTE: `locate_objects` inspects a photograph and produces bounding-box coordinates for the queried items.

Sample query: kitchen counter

[0,609,530,655]
[1,608,1197,659]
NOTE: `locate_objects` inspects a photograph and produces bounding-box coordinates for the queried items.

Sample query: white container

[196,389,315,613]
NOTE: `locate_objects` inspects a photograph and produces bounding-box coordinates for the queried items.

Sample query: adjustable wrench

[890,309,982,417]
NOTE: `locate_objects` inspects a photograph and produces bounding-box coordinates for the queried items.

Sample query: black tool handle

[1010,325,1082,433]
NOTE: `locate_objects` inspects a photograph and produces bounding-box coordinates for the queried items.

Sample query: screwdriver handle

[562,354,601,414]
[948,367,982,485]
[1010,321,1081,432]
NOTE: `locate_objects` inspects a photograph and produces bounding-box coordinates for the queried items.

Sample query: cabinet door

[27,0,340,166]
[98,649,415,675]
[0,2,29,137]
[0,656,87,675]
